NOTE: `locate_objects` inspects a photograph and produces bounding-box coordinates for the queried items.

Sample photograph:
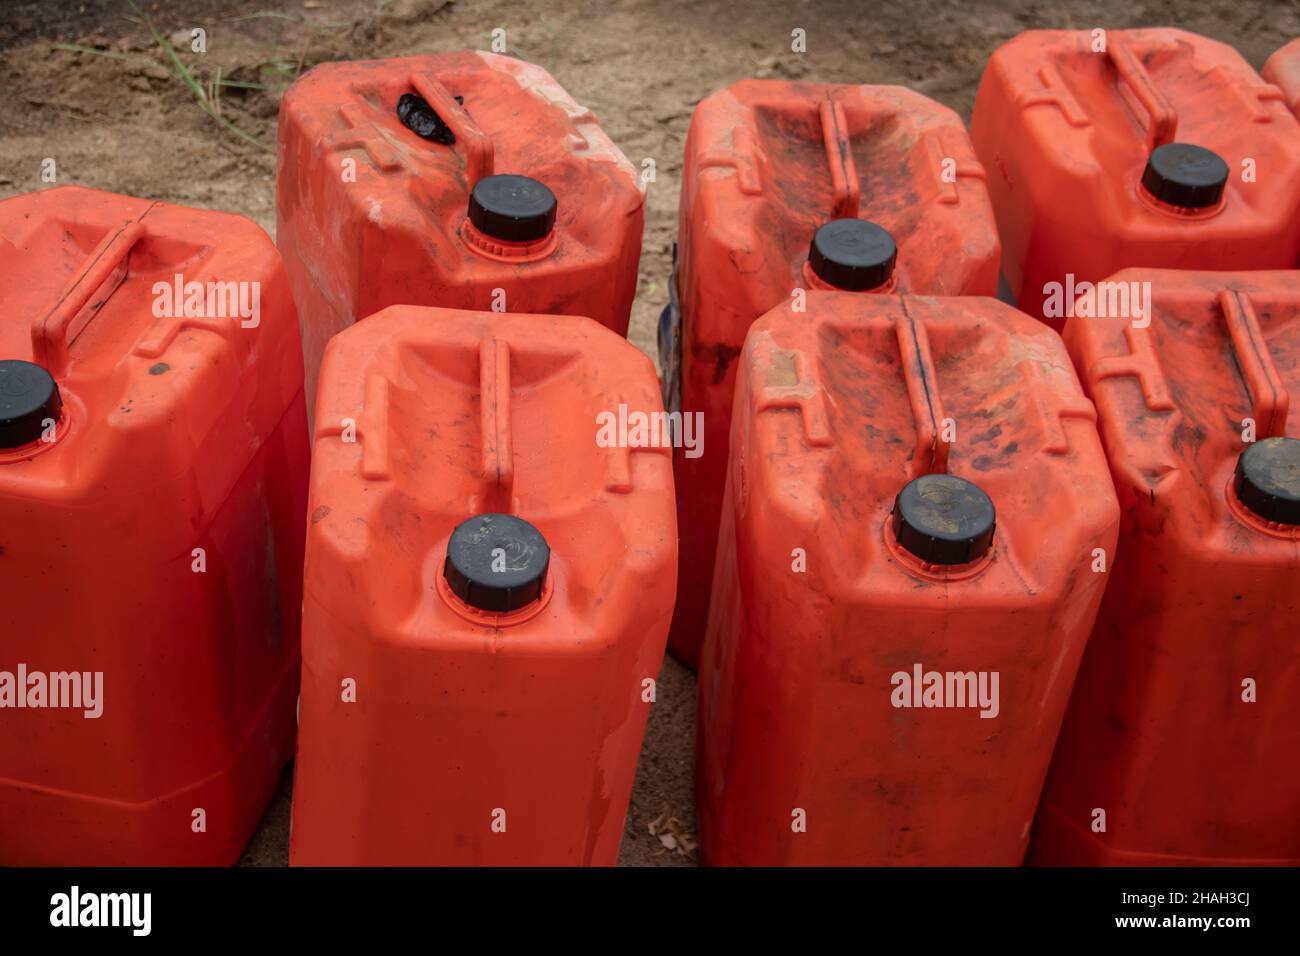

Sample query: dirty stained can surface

[1033,269,1300,866]
[971,28,1300,329]
[696,289,1117,866]
[276,51,647,424]
[666,79,1001,671]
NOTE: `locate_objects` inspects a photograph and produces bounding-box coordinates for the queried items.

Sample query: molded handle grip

[895,305,950,478]
[411,73,495,187]
[31,219,146,378]
[1220,289,1289,439]
[1107,39,1178,151]
[819,97,860,220]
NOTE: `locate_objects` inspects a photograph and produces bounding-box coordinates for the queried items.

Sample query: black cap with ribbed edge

[443,513,550,612]
[808,219,897,291]
[1141,143,1228,209]
[468,174,557,242]
[892,473,996,565]
[0,360,61,449]
[1234,437,1300,525]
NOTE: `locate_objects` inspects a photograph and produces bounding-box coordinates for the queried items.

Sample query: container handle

[31,218,147,379]
[1107,39,1178,151]
[1219,289,1289,439]
[410,73,495,188]
[478,336,515,510]
[895,304,949,477]
[819,97,860,220]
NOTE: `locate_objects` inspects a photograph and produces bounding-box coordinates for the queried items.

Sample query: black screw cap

[808,219,897,291]
[468,174,557,243]
[396,92,457,145]
[892,474,996,565]
[443,513,551,612]
[1234,437,1300,525]
[0,360,61,449]
[1141,143,1228,209]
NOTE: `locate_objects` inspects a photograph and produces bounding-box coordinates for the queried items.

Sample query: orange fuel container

[696,290,1118,865]
[971,29,1300,329]
[1033,269,1300,866]
[0,186,308,865]
[665,80,1001,670]
[276,52,646,419]
[1263,38,1300,119]
[291,306,676,865]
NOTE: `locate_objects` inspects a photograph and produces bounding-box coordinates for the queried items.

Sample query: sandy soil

[1,0,1294,866]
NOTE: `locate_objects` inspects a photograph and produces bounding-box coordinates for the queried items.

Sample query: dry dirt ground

[1,0,1295,867]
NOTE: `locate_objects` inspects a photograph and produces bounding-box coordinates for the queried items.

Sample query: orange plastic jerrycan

[291,307,676,865]
[695,291,1118,865]
[276,52,646,420]
[0,186,309,865]
[971,29,1300,330]
[1032,269,1300,866]
[1263,38,1300,120]
[664,80,1001,670]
